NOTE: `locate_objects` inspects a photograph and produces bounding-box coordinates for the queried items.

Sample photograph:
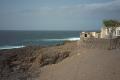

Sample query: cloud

[1,0,120,30]
[58,0,120,16]
[17,0,120,20]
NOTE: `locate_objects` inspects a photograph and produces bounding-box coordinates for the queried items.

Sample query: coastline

[0,41,120,80]
[0,41,77,80]
[0,37,80,50]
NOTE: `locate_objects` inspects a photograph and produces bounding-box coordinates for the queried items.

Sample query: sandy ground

[39,48,120,80]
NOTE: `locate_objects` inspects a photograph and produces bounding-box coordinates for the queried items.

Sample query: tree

[103,19,120,38]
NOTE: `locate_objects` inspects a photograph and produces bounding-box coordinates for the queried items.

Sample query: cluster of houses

[80,26,120,39]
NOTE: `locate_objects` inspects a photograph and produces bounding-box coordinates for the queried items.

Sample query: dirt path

[39,49,120,80]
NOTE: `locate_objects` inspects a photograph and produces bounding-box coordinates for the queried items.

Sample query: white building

[80,31,101,39]
[101,26,120,38]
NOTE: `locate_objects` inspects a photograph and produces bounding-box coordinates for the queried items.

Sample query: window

[117,30,120,36]
[85,34,87,37]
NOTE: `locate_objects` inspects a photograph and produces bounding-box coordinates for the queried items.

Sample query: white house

[101,26,120,38]
[80,31,101,39]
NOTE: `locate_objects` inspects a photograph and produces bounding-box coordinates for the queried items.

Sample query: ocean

[0,30,80,50]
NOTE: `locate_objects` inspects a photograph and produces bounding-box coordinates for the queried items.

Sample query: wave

[0,45,25,50]
[41,37,80,41]
[0,37,80,50]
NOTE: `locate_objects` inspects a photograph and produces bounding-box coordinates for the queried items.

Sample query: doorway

[85,34,87,37]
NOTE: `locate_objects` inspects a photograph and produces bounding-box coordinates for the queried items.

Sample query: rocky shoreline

[1,41,120,80]
[0,41,77,80]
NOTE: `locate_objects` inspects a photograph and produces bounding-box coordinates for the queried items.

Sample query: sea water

[0,30,80,50]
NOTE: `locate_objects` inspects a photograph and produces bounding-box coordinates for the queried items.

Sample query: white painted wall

[116,27,120,36]
[101,27,108,38]
[91,32,96,37]
[101,26,120,38]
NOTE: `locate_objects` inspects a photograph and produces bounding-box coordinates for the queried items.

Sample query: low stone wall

[79,38,120,50]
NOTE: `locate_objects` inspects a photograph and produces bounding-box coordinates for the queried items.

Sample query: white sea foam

[42,37,80,41]
[0,45,25,50]
[67,38,80,41]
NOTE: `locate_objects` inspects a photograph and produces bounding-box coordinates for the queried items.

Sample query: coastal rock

[0,41,77,80]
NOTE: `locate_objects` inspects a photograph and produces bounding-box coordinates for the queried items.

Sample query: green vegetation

[103,20,120,29]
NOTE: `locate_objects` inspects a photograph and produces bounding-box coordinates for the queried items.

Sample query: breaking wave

[0,37,80,50]
[0,45,25,50]
[41,37,80,41]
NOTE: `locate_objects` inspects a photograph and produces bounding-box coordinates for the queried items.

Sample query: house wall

[80,32,100,39]
[79,37,120,49]
[91,32,96,37]
[95,33,101,38]
[116,27,120,36]
[101,27,120,38]
[101,27,108,38]
[80,32,91,39]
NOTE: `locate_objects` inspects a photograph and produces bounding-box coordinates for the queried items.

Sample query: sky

[0,0,120,31]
